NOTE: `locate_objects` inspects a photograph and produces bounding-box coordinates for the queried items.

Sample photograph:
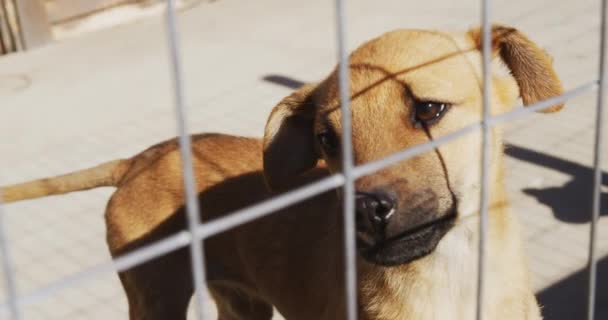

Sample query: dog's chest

[363,225,479,320]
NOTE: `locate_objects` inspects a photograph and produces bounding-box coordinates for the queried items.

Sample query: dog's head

[262,25,563,266]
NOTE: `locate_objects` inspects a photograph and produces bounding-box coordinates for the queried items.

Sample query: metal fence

[0,0,605,319]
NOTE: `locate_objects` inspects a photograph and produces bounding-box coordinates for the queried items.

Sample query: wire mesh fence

[0,0,605,319]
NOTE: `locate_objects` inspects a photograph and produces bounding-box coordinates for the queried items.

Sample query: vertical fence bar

[0,196,21,320]
[10,0,24,50]
[164,1,207,319]
[587,0,607,319]
[10,0,52,50]
[1,0,18,52]
[334,0,357,319]
[476,0,492,318]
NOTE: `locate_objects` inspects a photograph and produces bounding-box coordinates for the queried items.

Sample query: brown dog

[2,25,563,320]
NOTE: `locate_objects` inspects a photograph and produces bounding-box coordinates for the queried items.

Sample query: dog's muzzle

[355,191,456,266]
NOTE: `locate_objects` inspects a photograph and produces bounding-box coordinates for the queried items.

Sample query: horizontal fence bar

[352,81,597,179]
[196,174,345,238]
[0,79,598,315]
[0,231,192,313]
[352,122,481,178]
[0,174,345,314]
[489,81,599,125]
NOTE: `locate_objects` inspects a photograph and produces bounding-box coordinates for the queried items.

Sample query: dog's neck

[357,199,525,320]
[354,159,535,319]
[358,217,478,320]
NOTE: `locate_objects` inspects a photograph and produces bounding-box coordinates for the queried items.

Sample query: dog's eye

[414,102,449,124]
[317,130,339,156]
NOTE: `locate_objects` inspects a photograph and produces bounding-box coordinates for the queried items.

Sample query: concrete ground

[0,0,607,319]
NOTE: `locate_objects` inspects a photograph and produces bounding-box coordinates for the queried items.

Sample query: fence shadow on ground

[505,144,608,223]
[537,255,607,320]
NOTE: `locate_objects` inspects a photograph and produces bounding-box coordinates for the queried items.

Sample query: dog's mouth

[357,211,457,266]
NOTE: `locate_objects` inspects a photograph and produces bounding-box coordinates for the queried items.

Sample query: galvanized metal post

[587,0,607,319]
[476,0,492,318]
[334,0,357,319]
[165,1,208,319]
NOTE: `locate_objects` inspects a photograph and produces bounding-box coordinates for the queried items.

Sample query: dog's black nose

[355,192,396,232]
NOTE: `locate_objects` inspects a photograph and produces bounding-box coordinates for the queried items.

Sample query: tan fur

[1,159,129,203]
[468,25,564,112]
[1,25,563,319]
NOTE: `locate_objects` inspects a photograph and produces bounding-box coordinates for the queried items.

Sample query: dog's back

[100,133,345,319]
[104,133,266,251]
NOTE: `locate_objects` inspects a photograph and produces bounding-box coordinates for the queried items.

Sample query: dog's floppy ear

[469,25,564,112]
[263,84,319,190]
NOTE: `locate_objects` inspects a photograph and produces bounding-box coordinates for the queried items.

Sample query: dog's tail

[1,159,130,203]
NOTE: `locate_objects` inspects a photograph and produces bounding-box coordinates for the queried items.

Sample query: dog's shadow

[505,144,608,223]
[537,255,608,320]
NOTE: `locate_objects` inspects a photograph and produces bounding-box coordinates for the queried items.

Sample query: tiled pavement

[0,0,607,319]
